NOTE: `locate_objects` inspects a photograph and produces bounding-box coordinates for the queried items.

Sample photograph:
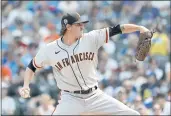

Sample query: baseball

[20,89,30,98]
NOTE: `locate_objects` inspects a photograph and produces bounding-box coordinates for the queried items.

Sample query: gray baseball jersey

[33,28,109,91]
[33,27,140,115]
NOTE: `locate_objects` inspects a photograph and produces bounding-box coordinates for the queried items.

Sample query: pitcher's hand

[19,86,31,98]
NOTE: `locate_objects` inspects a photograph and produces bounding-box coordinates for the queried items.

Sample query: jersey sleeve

[33,46,49,68]
[86,27,109,50]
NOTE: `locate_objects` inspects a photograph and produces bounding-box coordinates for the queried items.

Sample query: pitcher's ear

[66,24,72,31]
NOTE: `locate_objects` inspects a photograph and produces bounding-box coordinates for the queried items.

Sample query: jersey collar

[57,37,80,50]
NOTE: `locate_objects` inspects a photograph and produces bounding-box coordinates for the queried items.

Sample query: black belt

[64,86,98,94]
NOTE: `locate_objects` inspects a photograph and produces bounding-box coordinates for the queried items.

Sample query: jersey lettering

[57,62,63,69]
[79,53,83,61]
[55,62,62,71]
[86,52,89,60]
[74,54,80,62]
[71,56,75,64]
[65,58,70,66]
[91,53,94,60]
[55,52,95,71]
[83,52,86,60]
[62,59,66,67]
[89,52,92,60]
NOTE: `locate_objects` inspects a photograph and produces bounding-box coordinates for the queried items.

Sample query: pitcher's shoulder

[45,40,60,51]
[82,31,95,39]
[47,40,58,46]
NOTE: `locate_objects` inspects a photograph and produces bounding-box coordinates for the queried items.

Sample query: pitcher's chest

[48,44,96,68]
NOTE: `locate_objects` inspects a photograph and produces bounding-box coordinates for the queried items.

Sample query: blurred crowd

[1,1,170,115]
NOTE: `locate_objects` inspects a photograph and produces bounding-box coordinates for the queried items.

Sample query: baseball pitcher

[19,12,154,115]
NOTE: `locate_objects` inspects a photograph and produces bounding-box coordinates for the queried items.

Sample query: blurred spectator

[4,51,20,78]
[43,22,60,43]
[132,95,143,110]
[152,103,162,115]
[113,87,127,104]
[103,39,116,56]
[2,82,17,115]
[162,100,171,115]
[146,58,164,81]
[27,96,41,115]
[1,65,12,81]
[155,93,171,115]
[149,23,170,69]
[122,79,137,103]
[118,57,133,81]
[57,1,78,13]
[136,104,150,115]
[167,89,171,101]
[36,94,55,115]
[20,43,36,68]
[165,62,171,82]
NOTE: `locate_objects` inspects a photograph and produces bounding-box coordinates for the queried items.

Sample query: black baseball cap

[61,12,89,28]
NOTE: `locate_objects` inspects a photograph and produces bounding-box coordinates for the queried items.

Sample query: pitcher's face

[71,23,85,38]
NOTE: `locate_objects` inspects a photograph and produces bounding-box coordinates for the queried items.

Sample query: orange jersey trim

[33,58,42,68]
[51,106,57,116]
[105,29,108,43]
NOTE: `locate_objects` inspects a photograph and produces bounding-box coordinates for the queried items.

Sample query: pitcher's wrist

[23,84,29,88]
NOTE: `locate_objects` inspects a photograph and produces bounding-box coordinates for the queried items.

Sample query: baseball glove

[135,30,155,61]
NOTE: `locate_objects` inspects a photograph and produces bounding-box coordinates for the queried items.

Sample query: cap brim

[74,20,89,24]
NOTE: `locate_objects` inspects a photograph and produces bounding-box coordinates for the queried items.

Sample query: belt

[64,86,98,94]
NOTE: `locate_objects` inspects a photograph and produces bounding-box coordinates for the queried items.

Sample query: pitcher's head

[60,12,89,38]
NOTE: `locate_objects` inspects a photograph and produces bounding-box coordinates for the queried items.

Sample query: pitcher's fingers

[19,88,23,94]
[20,90,28,98]
[19,89,24,96]
[24,90,30,98]
[21,92,26,98]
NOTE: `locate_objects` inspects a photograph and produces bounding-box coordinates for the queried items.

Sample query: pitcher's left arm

[120,24,149,34]
[109,24,150,37]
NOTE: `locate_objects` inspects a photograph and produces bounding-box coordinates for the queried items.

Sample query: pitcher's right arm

[19,60,37,98]
[19,45,49,98]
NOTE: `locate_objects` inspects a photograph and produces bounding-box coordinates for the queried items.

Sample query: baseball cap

[61,12,89,29]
